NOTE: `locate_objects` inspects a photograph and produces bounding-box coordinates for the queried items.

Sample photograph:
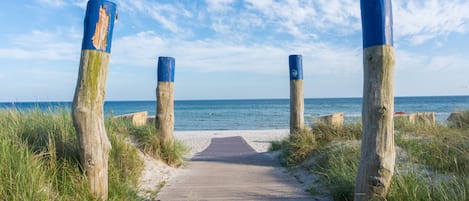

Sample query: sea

[1,96,469,131]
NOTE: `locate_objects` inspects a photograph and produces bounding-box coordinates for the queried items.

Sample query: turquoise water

[1,96,469,130]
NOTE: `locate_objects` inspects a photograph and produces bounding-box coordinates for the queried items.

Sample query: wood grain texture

[157,81,175,146]
[290,80,304,135]
[72,50,111,201]
[355,45,396,201]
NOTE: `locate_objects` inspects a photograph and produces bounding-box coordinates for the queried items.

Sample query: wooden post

[289,55,304,136]
[156,57,175,147]
[355,0,395,200]
[72,1,117,200]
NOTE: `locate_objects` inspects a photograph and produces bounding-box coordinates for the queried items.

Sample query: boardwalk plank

[157,136,313,201]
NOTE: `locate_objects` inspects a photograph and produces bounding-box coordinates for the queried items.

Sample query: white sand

[137,129,290,198]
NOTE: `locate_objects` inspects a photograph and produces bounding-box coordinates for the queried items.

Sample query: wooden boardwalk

[157,136,313,200]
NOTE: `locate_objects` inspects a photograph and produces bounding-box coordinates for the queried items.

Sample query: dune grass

[106,119,187,167]
[0,108,187,200]
[128,124,187,167]
[271,119,469,201]
[270,122,362,167]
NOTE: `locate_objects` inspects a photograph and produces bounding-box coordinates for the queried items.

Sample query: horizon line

[2,94,469,103]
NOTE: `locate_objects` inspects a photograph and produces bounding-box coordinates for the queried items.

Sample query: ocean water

[1,96,469,131]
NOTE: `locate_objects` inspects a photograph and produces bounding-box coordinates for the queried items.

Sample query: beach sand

[137,129,290,198]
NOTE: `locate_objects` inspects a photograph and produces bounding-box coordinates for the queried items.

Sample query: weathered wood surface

[157,81,175,146]
[355,45,396,200]
[157,136,313,200]
[290,80,304,134]
[113,111,148,126]
[395,112,435,126]
[317,112,344,127]
[72,50,111,200]
[72,1,116,199]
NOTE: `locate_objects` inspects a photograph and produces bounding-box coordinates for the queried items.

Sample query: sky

[1,0,469,102]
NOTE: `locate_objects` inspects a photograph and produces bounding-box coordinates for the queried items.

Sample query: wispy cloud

[395,0,469,44]
[244,0,318,39]
[243,0,361,39]
[0,29,80,60]
[35,0,66,8]
[313,0,361,33]
[111,31,361,76]
[118,0,192,34]
[206,0,236,11]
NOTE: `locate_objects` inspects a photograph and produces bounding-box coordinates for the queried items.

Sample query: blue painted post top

[158,57,175,82]
[361,0,393,48]
[289,55,303,80]
[82,0,117,53]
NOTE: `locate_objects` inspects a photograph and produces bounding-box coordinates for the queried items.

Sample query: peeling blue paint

[289,55,303,80]
[158,57,175,82]
[361,0,393,48]
[82,0,117,53]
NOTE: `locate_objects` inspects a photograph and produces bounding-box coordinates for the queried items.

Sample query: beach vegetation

[447,111,469,129]
[129,124,187,167]
[0,108,186,200]
[271,122,362,167]
[271,120,469,201]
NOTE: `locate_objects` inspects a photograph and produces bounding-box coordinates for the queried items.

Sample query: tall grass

[388,171,469,201]
[0,108,186,200]
[396,129,469,174]
[311,145,360,201]
[0,109,97,200]
[311,122,362,145]
[281,129,318,167]
[271,120,469,200]
[129,124,187,167]
[0,129,51,200]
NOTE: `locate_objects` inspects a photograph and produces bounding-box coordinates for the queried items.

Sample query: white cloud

[395,0,469,44]
[111,31,362,76]
[36,0,65,8]
[242,0,361,40]
[111,31,166,67]
[394,50,469,96]
[245,0,318,39]
[205,0,236,11]
[426,55,468,73]
[117,0,192,34]
[0,30,80,60]
[396,49,469,73]
[313,0,361,32]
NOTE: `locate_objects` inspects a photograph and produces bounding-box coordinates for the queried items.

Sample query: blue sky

[1,0,469,102]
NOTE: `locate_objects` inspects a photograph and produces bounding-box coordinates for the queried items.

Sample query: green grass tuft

[396,125,469,174]
[312,122,362,145]
[0,108,185,200]
[312,145,360,201]
[271,121,469,200]
[128,124,188,167]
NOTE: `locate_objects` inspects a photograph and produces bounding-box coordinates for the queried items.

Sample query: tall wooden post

[72,1,117,200]
[156,57,175,147]
[289,55,304,136]
[355,0,396,200]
